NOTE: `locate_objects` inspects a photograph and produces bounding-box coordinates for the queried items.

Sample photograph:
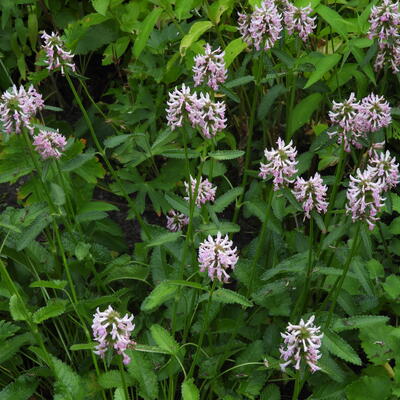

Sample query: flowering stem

[188,280,217,378]
[118,355,130,400]
[324,222,361,328]
[247,187,274,297]
[64,72,150,239]
[291,369,302,400]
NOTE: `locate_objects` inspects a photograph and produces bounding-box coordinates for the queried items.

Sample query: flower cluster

[184,175,217,207]
[238,0,283,51]
[0,85,44,134]
[369,150,399,190]
[238,0,316,50]
[292,173,328,219]
[284,3,316,41]
[279,315,323,373]
[328,93,391,152]
[198,232,239,283]
[33,129,67,160]
[368,0,400,72]
[92,305,136,365]
[166,85,226,138]
[166,210,189,232]
[193,43,227,90]
[41,31,76,75]
[259,138,298,190]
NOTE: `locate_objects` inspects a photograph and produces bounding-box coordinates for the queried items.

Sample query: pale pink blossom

[193,43,227,90]
[0,85,44,134]
[346,167,386,230]
[33,129,67,160]
[198,232,238,283]
[166,84,194,130]
[184,175,216,207]
[279,315,323,373]
[92,305,136,365]
[166,210,189,232]
[259,138,298,190]
[292,173,328,219]
[284,3,316,41]
[238,1,283,51]
[368,0,400,45]
[357,93,391,132]
[41,31,76,75]
[369,150,399,190]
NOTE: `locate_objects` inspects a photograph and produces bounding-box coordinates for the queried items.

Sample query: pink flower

[368,0,400,45]
[279,315,323,373]
[92,305,136,365]
[259,138,298,190]
[357,93,391,132]
[193,43,227,90]
[198,232,238,283]
[0,85,44,134]
[238,1,283,51]
[284,3,316,41]
[369,150,399,190]
[33,129,67,159]
[166,84,193,130]
[166,210,189,232]
[374,40,400,72]
[41,31,76,75]
[184,175,216,207]
[345,167,386,230]
[292,173,328,219]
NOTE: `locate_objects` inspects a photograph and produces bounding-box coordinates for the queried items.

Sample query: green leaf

[127,351,159,400]
[104,265,149,284]
[212,187,243,213]
[224,75,254,88]
[323,330,362,365]
[345,376,391,400]
[50,183,66,206]
[257,84,287,120]
[9,295,28,321]
[287,93,322,139]
[304,54,341,89]
[212,288,253,307]
[74,242,91,261]
[17,215,51,251]
[61,152,95,172]
[0,320,19,342]
[209,150,245,160]
[198,222,240,235]
[150,324,179,355]
[175,0,194,20]
[0,333,33,364]
[30,280,67,290]
[113,388,125,400]
[78,201,119,213]
[332,315,389,332]
[382,275,400,299]
[208,0,234,24]
[224,38,247,67]
[182,378,200,400]
[180,21,213,55]
[70,343,95,351]
[135,344,170,354]
[104,134,133,148]
[261,252,308,281]
[141,282,178,312]
[32,299,67,324]
[133,8,163,58]
[92,0,110,15]
[0,374,38,400]
[52,356,85,399]
[316,4,349,36]
[146,231,181,247]
[98,370,134,389]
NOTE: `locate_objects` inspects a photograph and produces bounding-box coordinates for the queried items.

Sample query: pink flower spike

[41,31,76,75]
[292,173,328,219]
[284,3,316,41]
[32,129,67,160]
[184,175,217,207]
[279,315,323,373]
[198,232,239,283]
[259,138,298,190]
[166,210,189,232]
[357,93,392,132]
[368,150,399,191]
[193,43,227,90]
[92,305,136,364]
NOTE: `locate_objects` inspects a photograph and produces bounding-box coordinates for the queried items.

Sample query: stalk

[118,356,130,400]
[291,369,302,400]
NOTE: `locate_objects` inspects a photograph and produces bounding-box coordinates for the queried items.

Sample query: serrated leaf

[127,351,158,399]
[98,370,134,389]
[212,288,253,307]
[9,295,28,321]
[212,187,243,213]
[141,282,178,312]
[133,8,163,58]
[0,320,19,342]
[182,378,200,400]
[323,330,362,365]
[224,38,247,67]
[180,21,213,55]
[209,150,245,160]
[345,376,391,400]
[32,299,67,324]
[17,215,51,251]
[332,315,389,332]
[0,333,33,364]
[0,374,38,400]
[150,324,180,355]
[261,252,308,281]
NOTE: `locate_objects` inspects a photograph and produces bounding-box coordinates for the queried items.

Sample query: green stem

[292,369,302,400]
[188,280,217,378]
[324,222,361,328]
[247,187,274,297]
[118,356,130,400]
[65,72,150,239]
